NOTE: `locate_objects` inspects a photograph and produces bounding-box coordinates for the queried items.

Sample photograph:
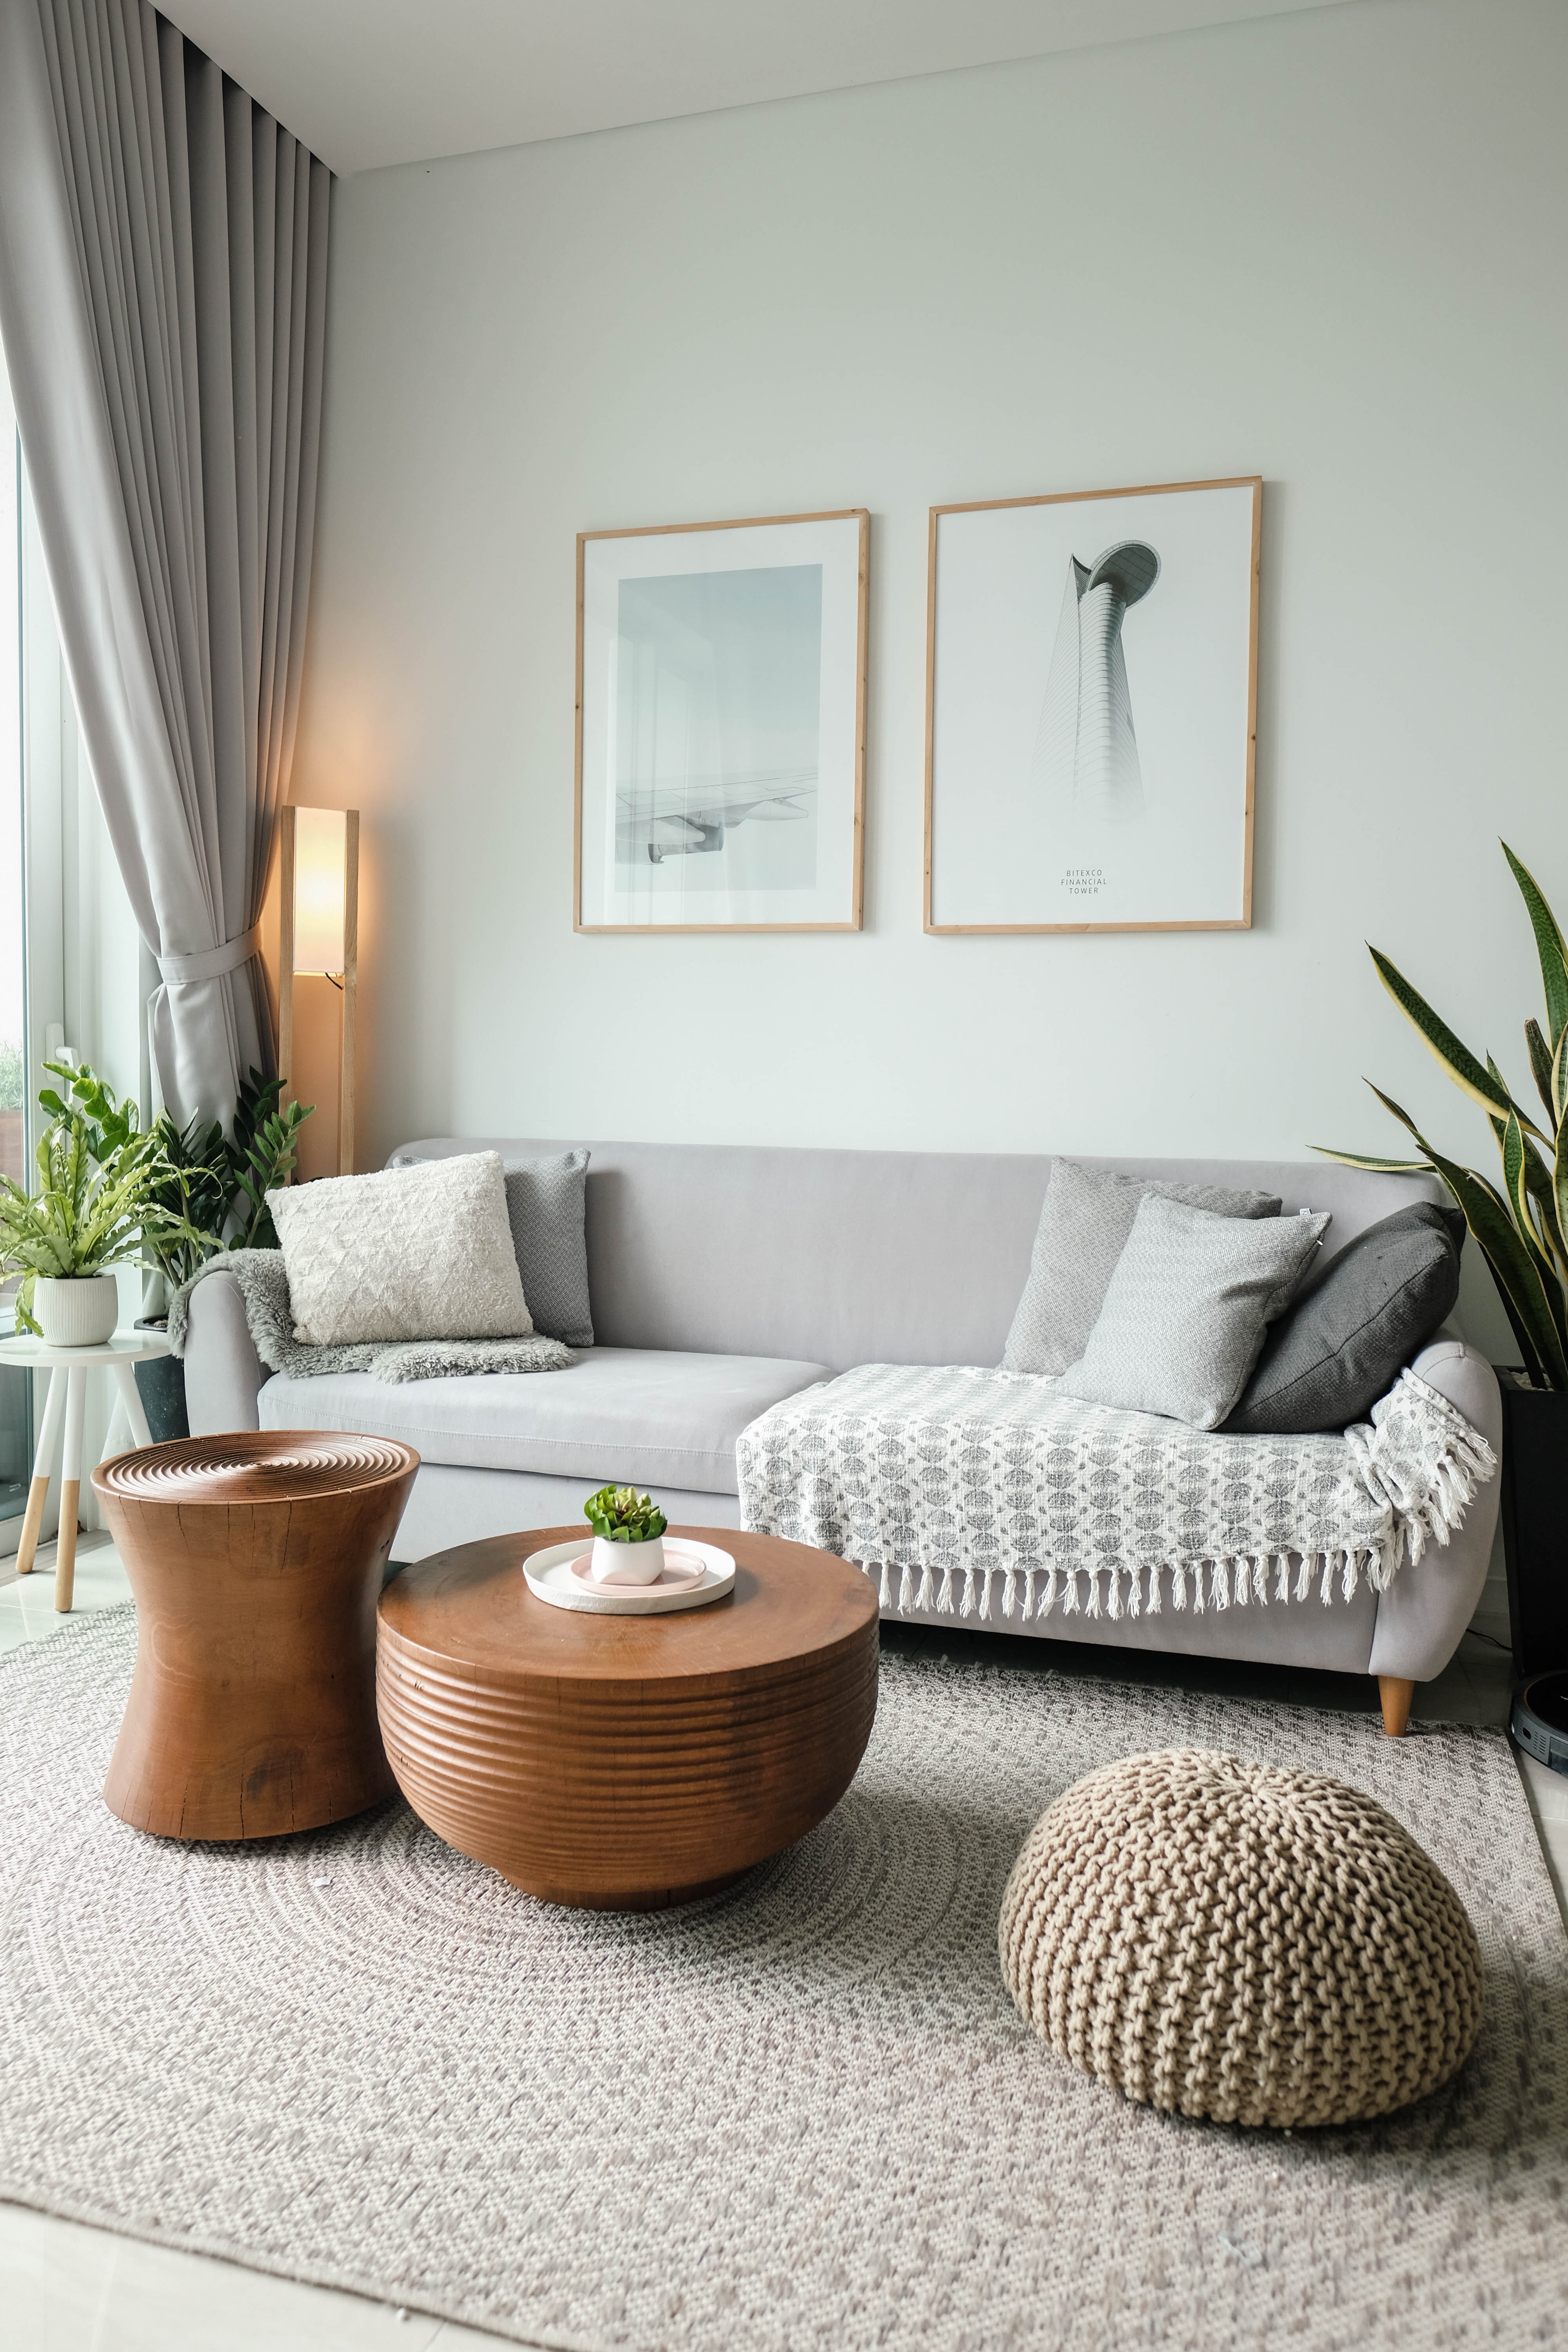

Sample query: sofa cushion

[256,1345,833,1496]
[1224,1202,1465,1435]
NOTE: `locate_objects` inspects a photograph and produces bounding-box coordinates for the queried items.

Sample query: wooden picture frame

[575,508,869,934]
[924,475,1261,934]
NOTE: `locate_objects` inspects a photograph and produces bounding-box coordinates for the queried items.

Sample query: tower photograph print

[925,477,1261,932]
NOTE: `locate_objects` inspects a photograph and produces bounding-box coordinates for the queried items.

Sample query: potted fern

[1317,841,1568,1672]
[0,1062,201,1346]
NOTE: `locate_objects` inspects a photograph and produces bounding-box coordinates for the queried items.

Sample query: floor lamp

[278,806,359,1177]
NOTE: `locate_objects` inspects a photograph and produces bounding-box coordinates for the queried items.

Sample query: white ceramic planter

[590,1532,665,1586]
[34,1274,119,1348]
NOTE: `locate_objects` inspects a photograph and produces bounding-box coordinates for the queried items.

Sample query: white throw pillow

[268,1151,533,1345]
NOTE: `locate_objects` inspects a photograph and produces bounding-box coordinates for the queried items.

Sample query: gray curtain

[0,0,329,1127]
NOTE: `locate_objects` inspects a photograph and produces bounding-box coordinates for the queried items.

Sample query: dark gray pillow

[1223,1202,1463,1435]
[503,1152,593,1348]
[1002,1158,1284,1376]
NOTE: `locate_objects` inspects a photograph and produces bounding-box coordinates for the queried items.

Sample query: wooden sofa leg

[1378,1675,1416,1739]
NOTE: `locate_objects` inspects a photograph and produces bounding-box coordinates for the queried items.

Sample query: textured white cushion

[1058,1196,1330,1429]
[268,1152,532,1345]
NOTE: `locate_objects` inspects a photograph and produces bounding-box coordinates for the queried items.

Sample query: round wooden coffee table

[94,1432,419,1841]
[376,1526,880,1909]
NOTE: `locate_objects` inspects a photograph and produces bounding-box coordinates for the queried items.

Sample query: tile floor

[2,1534,1565,2349]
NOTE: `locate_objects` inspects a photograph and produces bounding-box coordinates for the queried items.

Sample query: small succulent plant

[584,1485,668,1543]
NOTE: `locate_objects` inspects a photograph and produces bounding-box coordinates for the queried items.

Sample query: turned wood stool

[377,1525,880,1909]
[93,1432,419,1841]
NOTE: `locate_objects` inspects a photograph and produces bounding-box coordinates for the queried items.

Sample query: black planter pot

[1497,1370,1568,1677]
[132,1316,189,1444]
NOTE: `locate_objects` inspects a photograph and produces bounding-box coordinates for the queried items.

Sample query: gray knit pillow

[503,1152,593,1348]
[1003,1160,1284,1377]
[1058,1196,1331,1429]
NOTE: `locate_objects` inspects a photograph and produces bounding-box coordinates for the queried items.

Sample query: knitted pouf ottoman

[999,1749,1484,2129]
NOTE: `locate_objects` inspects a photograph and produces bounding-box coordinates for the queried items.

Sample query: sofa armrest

[1367,1339,1503,1682]
[182,1269,268,1436]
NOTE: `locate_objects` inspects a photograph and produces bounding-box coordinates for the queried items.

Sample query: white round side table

[0,1331,168,1611]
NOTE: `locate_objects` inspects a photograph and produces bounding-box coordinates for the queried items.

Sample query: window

[0,340,143,1546]
[1,349,25,1521]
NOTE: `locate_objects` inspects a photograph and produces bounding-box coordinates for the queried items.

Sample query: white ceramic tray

[523,1537,736,1616]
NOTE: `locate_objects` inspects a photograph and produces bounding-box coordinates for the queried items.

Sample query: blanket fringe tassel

[847,1382,1497,1629]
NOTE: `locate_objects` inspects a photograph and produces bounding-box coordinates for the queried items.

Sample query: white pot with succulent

[583,1485,670,1583]
[0,1060,205,1348]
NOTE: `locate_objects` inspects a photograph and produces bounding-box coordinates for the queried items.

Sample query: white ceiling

[157,0,1356,176]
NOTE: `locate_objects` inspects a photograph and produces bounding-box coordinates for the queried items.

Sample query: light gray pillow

[269,1151,532,1345]
[1002,1159,1284,1376]
[503,1152,593,1348]
[1058,1196,1332,1429]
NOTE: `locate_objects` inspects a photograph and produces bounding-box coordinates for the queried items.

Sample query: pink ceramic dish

[568,1549,706,1594]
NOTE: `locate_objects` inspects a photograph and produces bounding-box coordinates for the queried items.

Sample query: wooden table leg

[55,1368,85,1614]
[15,1366,66,1577]
[110,1359,153,1450]
[1379,1675,1416,1739]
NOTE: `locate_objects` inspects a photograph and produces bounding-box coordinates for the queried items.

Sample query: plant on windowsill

[0,1061,207,1348]
[1314,839,1568,1675]
[584,1484,669,1586]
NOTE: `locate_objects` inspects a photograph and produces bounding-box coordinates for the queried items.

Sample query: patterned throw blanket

[166,1250,572,1383]
[736,1363,1497,1621]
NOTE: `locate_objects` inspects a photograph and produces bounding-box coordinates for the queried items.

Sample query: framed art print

[576,508,868,931]
[924,476,1261,932]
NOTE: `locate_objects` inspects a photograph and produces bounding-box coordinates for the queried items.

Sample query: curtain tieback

[157,923,263,986]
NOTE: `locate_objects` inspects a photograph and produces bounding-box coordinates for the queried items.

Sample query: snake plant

[0,1061,207,1334]
[584,1485,669,1543]
[1316,842,1568,1389]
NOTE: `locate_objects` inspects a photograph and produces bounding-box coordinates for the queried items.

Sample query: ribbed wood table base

[94,1432,419,1842]
[377,1527,880,1909]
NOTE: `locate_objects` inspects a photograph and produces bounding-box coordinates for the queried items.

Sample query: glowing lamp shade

[278,803,359,1177]
[291,806,348,974]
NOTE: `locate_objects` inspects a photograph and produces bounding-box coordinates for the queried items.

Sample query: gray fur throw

[166,1251,572,1382]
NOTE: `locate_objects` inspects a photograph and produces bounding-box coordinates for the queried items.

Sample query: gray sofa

[181,1138,1503,1704]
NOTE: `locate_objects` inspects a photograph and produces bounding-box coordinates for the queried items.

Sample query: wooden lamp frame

[277,805,359,1176]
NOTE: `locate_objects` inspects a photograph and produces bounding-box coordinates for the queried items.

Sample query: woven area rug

[2,1608,1564,2352]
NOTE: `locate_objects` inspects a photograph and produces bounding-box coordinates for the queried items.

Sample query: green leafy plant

[0,1060,208,1334]
[584,1485,668,1543]
[145,1069,314,1286]
[1316,842,1568,1389]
